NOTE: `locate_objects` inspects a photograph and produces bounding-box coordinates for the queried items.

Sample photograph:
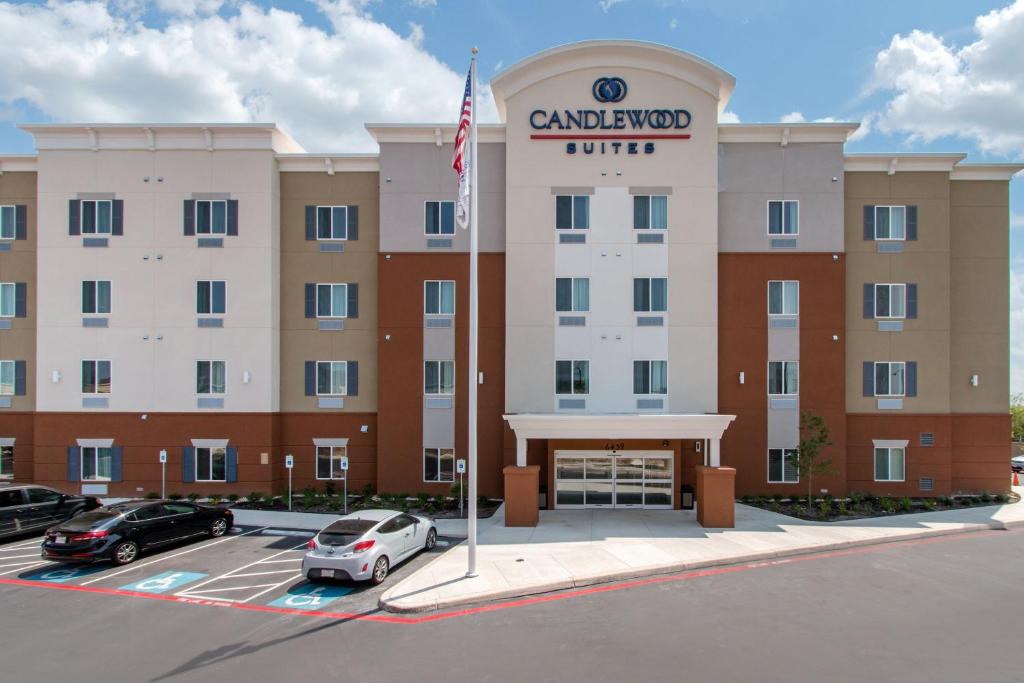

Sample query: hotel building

[0,41,1016,525]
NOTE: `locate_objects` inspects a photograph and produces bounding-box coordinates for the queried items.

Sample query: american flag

[453,65,472,229]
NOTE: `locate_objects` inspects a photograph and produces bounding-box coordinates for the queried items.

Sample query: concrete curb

[230,507,480,537]
[378,517,1023,613]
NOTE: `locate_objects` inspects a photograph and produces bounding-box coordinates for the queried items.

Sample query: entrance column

[504,433,539,527]
[696,436,735,528]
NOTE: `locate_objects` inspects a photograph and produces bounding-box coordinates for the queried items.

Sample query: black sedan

[42,500,233,565]
[0,485,101,539]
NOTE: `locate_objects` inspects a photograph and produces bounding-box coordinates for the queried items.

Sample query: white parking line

[176,540,308,602]
[0,554,40,561]
[78,526,269,586]
[0,559,44,570]
[254,557,304,564]
[183,583,281,595]
[0,561,46,576]
[221,568,300,579]
[237,573,304,604]
[0,541,44,552]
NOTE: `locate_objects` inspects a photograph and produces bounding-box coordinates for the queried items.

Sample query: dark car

[1012,455,1024,474]
[42,500,233,566]
[0,485,101,539]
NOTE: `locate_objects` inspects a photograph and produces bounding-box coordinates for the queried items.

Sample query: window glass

[424,202,455,235]
[0,361,14,396]
[890,206,906,239]
[132,504,166,521]
[555,278,572,312]
[0,445,12,477]
[768,449,799,483]
[423,448,454,482]
[316,446,347,480]
[0,489,23,506]
[633,195,650,230]
[81,447,112,481]
[0,283,15,317]
[874,362,905,396]
[425,281,455,315]
[650,361,668,394]
[424,361,454,395]
[633,361,650,394]
[768,281,800,316]
[555,196,573,229]
[197,361,226,395]
[556,360,589,395]
[0,206,14,239]
[316,362,346,395]
[331,207,347,239]
[768,201,798,235]
[164,502,196,515]
[768,362,798,395]
[316,284,347,318]
[572,196,589,229]
[196,447,226,482]
[874,448,889,480]
[83,360,111,394]
[27,488,61,504]
[651,196,668,229]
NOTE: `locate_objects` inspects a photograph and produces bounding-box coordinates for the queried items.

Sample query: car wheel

[209,518,229,537]
[371,556,389,585]
[424,528,437,551]
[112,541,139,566]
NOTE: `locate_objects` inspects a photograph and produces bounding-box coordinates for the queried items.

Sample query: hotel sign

[529,77,692,155]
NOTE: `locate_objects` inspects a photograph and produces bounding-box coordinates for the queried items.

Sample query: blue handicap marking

[24,564,107,583]
[120,571,207,594]
[268,583,352,611]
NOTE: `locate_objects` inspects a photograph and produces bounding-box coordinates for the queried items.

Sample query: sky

[0,0,1021,393]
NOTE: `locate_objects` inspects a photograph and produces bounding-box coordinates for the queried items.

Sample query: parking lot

[0,524,455,618]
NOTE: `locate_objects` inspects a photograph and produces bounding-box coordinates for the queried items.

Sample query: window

[768,200,798,235]
[316,206,348,240]
[316,283,348,318]
[555,195,589,230]
[82,360,111,394]
[556,360,589,395]
[874,447,906,482]
[425,201,455,235]
[316,446,348,480]
[164,502,197,515]
[196,361,226,395]
[27,488,61,504]
[874,362,905,397]
[555,278,590,312]
[316,361,347,396]
[633,360,668,395]
[768,448,799,483]
[82,281,111,315]
[197,281,226,315]
[0,205,15,239]
[768,281,799,316]
[633,195,668,230]
[425,360,455,395]
[195,447,226,482]
[130,504,167,522]
[425,281,455,315]
[81,200,112,235]
[0,445,12,478]
[81,447,112,481]
[423,447,454,483]
[0,282,15,317]
[768,361,799,396]
[874,284,906,319]
[0,361,13,396]
[633,278,668,313]
[875,206,906,240]
[195,200,227,235]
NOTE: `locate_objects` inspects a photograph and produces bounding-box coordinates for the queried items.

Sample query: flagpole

[466,46,479,579]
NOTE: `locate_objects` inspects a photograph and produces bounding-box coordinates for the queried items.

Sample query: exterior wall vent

[919,432,935,447]
[919,477,934,492]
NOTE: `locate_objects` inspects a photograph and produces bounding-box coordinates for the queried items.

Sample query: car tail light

[68,530,110,542]
[88,497,102,507]
[353,539,375,553]
[307,538,317,550]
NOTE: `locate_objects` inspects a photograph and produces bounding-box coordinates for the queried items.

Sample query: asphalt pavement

[1,525,1022,682]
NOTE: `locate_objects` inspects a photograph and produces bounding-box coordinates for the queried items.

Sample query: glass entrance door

[555,451,673,509]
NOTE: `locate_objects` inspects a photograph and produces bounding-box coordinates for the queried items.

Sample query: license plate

[55,535,66,545]
[320,569,334,578]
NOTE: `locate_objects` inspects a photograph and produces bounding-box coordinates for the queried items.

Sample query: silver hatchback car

[302,509,438,585]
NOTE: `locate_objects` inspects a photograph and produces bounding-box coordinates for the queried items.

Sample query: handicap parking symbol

[268,583,352,611]
[24,565,107,583]
[120,571,207,594]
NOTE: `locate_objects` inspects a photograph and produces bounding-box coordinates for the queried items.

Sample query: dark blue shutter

[226,199,239,236]
[863,283,874,319]
[347,283,358,319]
[304,361,316,396]
[906,283,918,319]
[304,283,316,318]
[863,205,874,241]
[347,205,359,241]
[182,447,195,483]
[226,447,238,483]
[67,447,80,482]
[111,199,124,236]
[863,362,874,397]
[906,205,917,241]
[905,362,917,397]
[14,283,26,318]
[14,360,25,396]
[111,447,123,482]
[305,205,316,240]
[14,205,26,240]
[183,200,195,236]
[69,200,81,236]
[348,361,358,396]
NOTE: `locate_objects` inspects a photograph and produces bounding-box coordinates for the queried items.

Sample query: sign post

[339,455,349,515]
[159,450,167,499]
[285,454,294,511]
[457,458,466,517]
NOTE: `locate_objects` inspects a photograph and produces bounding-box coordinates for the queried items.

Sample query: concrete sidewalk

[230,507,497,538]
[379,490,1024,612]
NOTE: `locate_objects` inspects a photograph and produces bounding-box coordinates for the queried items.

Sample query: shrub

[324,481,337,497]
[996,492,1010,504]
[792,504,806,518]
[817,501,831,518]
[302,489,318,509]
[959,497,975,506]
[939,496,953,506]
[247,491,264,505]
[769,501,782,513]
[416,493,430,508]
[271,496,284,507]
[144,492,160,500]
[772,494,784,503]
[921,498,936,511]
[898,497,913,512]
[478,495,490,506]
[979,491,992,503]
[227,493,240,504]
[878,497,897,513]
[848,491,865,506]
[208,494,223,506]
[327,497,342,511]
[836,501,848,516]
[187,493,200,503]
[168,492,183,500]
[740,495,754,504]
[362,483,375,497]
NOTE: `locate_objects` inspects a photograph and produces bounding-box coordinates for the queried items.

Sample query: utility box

[680,484,695,510]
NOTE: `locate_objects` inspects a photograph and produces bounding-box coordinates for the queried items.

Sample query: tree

[793,412,833,504]
[1011,394,1024,443]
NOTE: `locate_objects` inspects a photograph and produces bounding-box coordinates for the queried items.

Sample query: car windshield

[317,518,378,546]
[59,508,124,531]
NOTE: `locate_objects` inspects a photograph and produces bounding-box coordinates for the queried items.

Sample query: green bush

[878,497,897,513]
[772,493,784,503]
[247,491,264,505]
[227,493,240,504]
[362,483,375,497]
[898,497,913,512]
[187,493,200,503]
[848,491,865,506]
[324,481,337,497]
[168,492,183,500]
[302,489,318,509]
[959,497,975,506]
[740,495,754,504]
[327,497,342,511]
[792,504,806,518]
[817,501,831,518]
[979,491,992,503]
[416,493,430,508]
[996,492,1010,504]
[921,498,936,511]
[769,501,782,513]
[836,501,848,516]
[144,492,160,500]
[208,494,223,506]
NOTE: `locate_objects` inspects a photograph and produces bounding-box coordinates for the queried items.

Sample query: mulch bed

[229,495,502,519]
[740,492,1019,523]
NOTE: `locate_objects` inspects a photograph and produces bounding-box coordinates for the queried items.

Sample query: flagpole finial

[471,47,478,55]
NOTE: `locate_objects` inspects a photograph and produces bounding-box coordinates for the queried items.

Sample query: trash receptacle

[680,485,695,510]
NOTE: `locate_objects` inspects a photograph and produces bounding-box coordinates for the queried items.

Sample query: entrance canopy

[504,413,736,466]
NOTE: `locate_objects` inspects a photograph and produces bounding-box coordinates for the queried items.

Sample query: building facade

[0,41,1016,507]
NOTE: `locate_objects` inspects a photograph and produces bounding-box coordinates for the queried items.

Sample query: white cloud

[869,0,1024,155]
[669,18,677,30]
[718,110,741,124]
[598,0,628,12]
[1012,212,1024,230]
[154,0,223,15]
[408,0,437,7]
[0,0,497,152]
[780,111,805,123]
